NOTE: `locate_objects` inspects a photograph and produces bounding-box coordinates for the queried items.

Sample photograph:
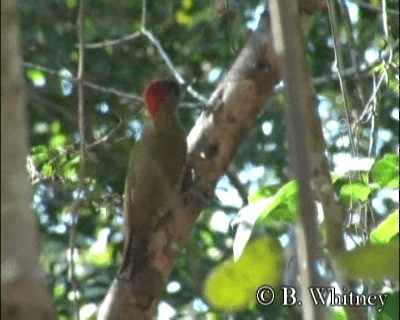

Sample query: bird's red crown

[144,80,179,119]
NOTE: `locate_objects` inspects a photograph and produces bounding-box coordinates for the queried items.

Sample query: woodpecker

[121,80,187,271]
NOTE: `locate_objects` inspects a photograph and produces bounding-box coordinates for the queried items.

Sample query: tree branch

[326,0,357,155]
[68,1,86,318]
[270,1,327,319]
[1,0,55,318]
[22,61,143,103]
[226,164,249,206]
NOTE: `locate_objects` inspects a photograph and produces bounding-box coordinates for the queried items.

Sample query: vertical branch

[141,0,147,29]
[326,0,357,155]
[77,1,86,155]
[271,1,368,319]
[269,1,327,319]
[338,0,367,105]
[381,0,389,38]
[1,0,56,318]
[68,1,86,319]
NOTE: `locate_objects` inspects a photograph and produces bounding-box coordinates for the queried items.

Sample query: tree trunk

[1,1,56,319]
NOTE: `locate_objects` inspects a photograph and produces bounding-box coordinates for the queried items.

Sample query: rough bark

[1,1,56,319]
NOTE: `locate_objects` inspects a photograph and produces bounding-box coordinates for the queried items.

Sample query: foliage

[20,0,399,318]
[204,236,283,311]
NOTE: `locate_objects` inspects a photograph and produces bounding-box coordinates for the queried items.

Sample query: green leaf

[54,283,67,298]
[63,156,80,182]
[66,0,77,8]
[331,307,347,320]
[378,291,399,320]
[337,242,399,281]
[340,181,373,203]
[204,237,284,311]
[85,247,112,266]
[372,153,399,189]
[42,163,55,178]
[175,10,193,26]
[257,180,299,223]
[31,145,50,165]
[233,198,274,259]
[331,172,342,184]
[371,210,399,244]
[27,69,46,87]
[50,134,67,149]
[248,184,281,203]
[51,121,61,134]
[182,0,193,10]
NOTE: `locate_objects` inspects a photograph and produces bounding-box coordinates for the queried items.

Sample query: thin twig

[312,39,398,86]
[358,69,389,124]
[355,0,399,16]
[339,0,367,105]
[367,75,377,157]
[22,61,143,103]
[85,116,123,150]
[273,39,399,93]
[141,0,147,29]
[83,31,141,49]
[357,34,395,125]
[69,1,86,319]
[24,36,398,111]
[141,28,208,103]
[381,0,389,38]
[78,0,208,104]
[326,0,357,155]
[226,164,248,206]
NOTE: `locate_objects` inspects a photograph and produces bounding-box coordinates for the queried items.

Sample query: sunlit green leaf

[31,145,50,165]
[50,134,67,149]
[27,69,46,87]
[372,153,399,189]
[200,230,215,247]
[85,248,112,266]
[331,307,347,320]
[337,242,399,281]
[257,180,299,223]
[54,283,66,298]
[331,172,342,184]
[176,10,193,26]
[63,156,80,182]
[340,181,373,203]
[248,184,281,203]
[204,237,283,311]
[42,163,55,177]
[370,210,399,244]
[51,121,61,134]
[66,0,77,9]
[182,0,193,10]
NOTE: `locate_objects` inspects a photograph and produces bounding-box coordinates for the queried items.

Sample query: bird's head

[144,80,181,119]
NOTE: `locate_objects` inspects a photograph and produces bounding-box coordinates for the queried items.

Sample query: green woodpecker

[124,80,187,231]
